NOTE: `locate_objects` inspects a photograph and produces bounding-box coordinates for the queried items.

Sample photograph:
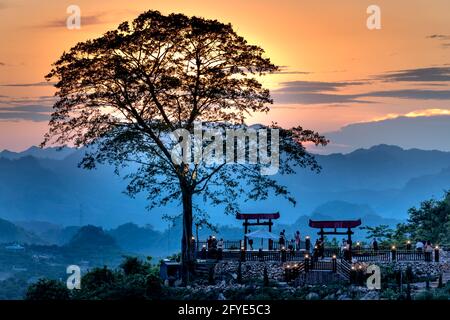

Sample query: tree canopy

[43,10,328,282]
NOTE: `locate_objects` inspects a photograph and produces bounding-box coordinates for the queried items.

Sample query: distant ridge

[0,146,75,160]
[0,144,449,228]
[0,218,43,244]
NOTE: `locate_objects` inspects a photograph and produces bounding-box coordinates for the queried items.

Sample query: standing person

[207,235,213,250]
[313,239,320,261]
[415,240,424,252]
[217,238,224,260]
[211,235,218,249]
[279,232,285,249]
[318,239,325,259]
[425,240,433,261]
[342,240,349,261]
[245,229,251,250]
[248,237,254,250]
[372,238,379,253]
[295,231,301,251]
[191,236,196,259]
[288,239,294,251]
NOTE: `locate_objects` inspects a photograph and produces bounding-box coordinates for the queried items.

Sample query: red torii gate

[309,219,362,259]
[236,212,280,250]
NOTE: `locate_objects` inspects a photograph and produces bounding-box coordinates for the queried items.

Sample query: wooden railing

[352,249,436,262]
[196,240,241,250]
[195,243,441,262]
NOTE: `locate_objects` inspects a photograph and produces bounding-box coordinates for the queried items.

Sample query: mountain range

[0,143,449,232]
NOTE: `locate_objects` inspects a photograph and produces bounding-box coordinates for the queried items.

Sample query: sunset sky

[1,0,450,152]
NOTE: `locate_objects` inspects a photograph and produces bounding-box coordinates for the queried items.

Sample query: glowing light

[372,109,450,122]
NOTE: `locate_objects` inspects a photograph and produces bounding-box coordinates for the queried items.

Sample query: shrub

[25,279,70,300]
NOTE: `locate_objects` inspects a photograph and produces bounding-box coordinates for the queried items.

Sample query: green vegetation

[362,191,450,246]
[26,279,70,300]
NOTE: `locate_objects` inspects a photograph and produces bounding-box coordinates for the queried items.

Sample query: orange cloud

[372,108,450,121]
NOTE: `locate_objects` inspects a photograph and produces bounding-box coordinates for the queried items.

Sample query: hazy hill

[0,146,75,160]
[108,223,162,254]
[318,115,450,154]
[66,225,118,251]
[0,144,449,228]
[0,218,43,244]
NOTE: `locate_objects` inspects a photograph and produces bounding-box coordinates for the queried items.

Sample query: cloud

[272,80,371,104]
[272,92,368,104]
[363,89,450,100]
[426,34,450,40]
[272,79,450,104]
[377,66,450,82]
[274,67,312,75]
[371,108,450,122]
[318,114,450,154]
[0,105,52,113]
[0,112,50,122]
[0,81,55,87]
[0,96,56,106]
[426,34,450,50]
[41,13,106,28]
[274,80,366,93]
[0,104,51,122]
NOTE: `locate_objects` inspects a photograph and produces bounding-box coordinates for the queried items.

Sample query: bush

[120,256,150,276]
[25,279,70,300]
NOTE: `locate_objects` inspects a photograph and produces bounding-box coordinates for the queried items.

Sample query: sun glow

[372,108,450,122]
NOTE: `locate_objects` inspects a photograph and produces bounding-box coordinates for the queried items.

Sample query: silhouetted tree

[403,191,450,243]
[438,273,443,288]
[263,266,269,287]
[43,10,327,283]
[25,279,70,300]
[237,262,243,284]
[120,256,150,276]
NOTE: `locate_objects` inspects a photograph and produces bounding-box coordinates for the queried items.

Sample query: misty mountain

[0,146,75,160]
[0,144,449,230]
[314,115,450,154]
[66,225,118,252]
[0,218,43,244]
[108,223,162,254]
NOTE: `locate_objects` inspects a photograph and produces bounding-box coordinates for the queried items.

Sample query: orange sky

[1,0,450,151]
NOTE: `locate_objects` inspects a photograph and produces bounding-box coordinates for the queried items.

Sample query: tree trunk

[181,188,193,285]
